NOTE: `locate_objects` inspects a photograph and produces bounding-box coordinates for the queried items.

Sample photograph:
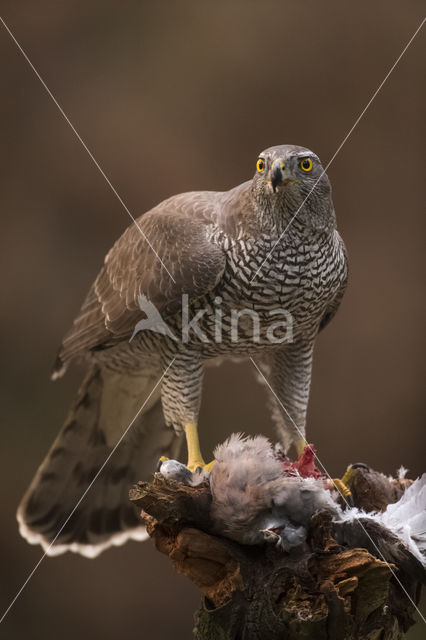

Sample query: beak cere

[271,160,284,193]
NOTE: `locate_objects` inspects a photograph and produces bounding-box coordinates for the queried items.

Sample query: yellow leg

[295,437,308,456]
[333,478,352,498]
[333,467,354,504]
[341,466,356,487]
[184,422,214,472]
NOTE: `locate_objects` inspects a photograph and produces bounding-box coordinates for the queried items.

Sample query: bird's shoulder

[132,179,253,233]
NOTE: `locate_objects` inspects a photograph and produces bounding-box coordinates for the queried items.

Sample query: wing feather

[54,191,227,373]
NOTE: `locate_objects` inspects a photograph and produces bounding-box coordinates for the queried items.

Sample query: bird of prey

[18,144,348,557]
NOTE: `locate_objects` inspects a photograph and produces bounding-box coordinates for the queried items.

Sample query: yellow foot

[184,422,215,473]
[204,459,215,472]
[341,466,357,487]
[186,459,215,473]
[332,474,353,506]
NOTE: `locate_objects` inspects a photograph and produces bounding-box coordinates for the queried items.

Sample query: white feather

[17,510,148,558]
[336,474,426,567]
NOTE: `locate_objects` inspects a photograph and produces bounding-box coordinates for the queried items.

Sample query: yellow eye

[300,157,313,172]
[256,158,265,172]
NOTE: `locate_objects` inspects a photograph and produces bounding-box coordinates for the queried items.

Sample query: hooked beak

[270,159,301,193]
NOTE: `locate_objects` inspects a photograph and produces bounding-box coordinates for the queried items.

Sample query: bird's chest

[217,233,344,323]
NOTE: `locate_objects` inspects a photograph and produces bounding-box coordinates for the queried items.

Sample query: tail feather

[17,366,181,557]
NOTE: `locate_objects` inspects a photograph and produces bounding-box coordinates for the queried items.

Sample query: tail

[17,366,181,557]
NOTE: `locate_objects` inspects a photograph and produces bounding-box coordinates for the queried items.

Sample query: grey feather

[158,459,208,487]
[210,434,337,549]
[209,434,426,582]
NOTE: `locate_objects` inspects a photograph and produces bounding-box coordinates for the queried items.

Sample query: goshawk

[18,144,348,556]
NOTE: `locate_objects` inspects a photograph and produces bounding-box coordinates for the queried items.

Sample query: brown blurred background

[1,2,425,638]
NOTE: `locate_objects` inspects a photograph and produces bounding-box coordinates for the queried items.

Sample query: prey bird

[18,144,348,556]
[160,435,426,582]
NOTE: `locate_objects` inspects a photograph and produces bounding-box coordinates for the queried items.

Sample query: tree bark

[129,466,422,639]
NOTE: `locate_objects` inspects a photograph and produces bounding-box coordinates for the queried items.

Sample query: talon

[186,459,214,473]
[156,455,169,472]
[349,463,370,472]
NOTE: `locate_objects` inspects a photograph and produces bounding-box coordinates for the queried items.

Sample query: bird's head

[251,145,334,232]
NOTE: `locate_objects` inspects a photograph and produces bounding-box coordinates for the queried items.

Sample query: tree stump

[129,466,423,639]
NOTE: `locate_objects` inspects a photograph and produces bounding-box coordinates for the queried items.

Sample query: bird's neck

[251,193,337,240]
